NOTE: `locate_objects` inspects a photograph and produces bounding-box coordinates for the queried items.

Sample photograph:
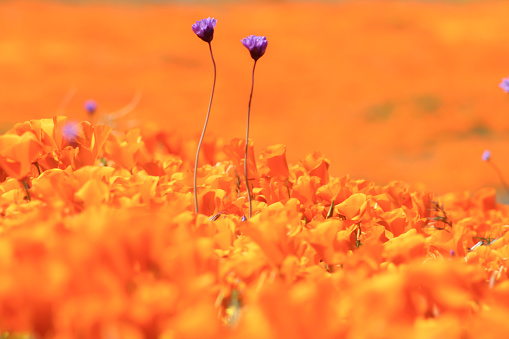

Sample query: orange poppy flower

[0,132,43,180]
[239,203,303,267]
[300,152,330,185]
[303,219,356,266]
[291,174,321,206]
[223,138,258,183]
[104,129,144,171]
[315,176,352,206]
[258,144,290,181]
[383,229,427,265]
[335,193,368,221]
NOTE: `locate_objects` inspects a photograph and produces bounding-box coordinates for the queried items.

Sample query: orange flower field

[2,0,509,338]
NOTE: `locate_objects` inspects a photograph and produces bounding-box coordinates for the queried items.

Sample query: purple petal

[192,17,216,43]
[500,77,509,93]
[482,150,491,162]
[241,35,267,61]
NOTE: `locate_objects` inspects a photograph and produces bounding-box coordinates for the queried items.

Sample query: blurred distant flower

[482,150,491,162]
[241,215,247,222]
[192,17,216,43]
[500,77,509,93]
[63,122,79,142]
[84,100,97,115]
[241,35,268,61]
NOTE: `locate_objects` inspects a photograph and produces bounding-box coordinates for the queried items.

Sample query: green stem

[194,42,216,214]
[34,162,41,175]
[22,179,31,201]
[244,60,257,219]
[489,161,509,195]
[356,224,362,248]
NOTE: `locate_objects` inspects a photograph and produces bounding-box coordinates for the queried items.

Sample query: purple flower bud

[192,17,216,43]
[500,77,509,93]
[482,150,491,162]
[241,35,268,61]
[84,100,97,115]
[241,215,247,222]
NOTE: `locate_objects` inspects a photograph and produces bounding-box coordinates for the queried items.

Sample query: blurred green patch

[456,123,492,138]
[469,124,491,136]
[0,333,35,339]
[0,124,13,135]
[365,102,394,122]
[414,94,442,114]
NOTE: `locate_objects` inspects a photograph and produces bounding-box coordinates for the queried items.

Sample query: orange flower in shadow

[259,144,289,181]
[302,219,357,266]
[224,138,258,182]
[291,175,321,206]
[335,193,368,222]
[31,168,85,213]
[380,207,426,237]
[8,116,67,151]
[198,189,226,216]
[315,176,352,206]
[0,133,43,180]
[239,200,303,267]
[73,122,112,168]
[383,229,427,265]
[7,117,112,172]
[300,152,330,185]
[104,129,144,171]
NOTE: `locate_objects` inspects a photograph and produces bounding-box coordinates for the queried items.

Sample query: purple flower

[84,100,97,115]
[482,150,491,162]
[192,17,216,43]
[241,35,267,61]
[63,122,79,142]
[500,77,509,93]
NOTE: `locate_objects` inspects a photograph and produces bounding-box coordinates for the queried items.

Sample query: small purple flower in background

[500,77,509,93]
[63,122,79,143]
[241,35,268,61]
[84,100,97,115]
[192,17,216,43]
[241,215,247,222]
[482,150,491,162]
[192,17,218,215]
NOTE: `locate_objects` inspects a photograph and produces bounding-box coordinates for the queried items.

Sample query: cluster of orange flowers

[1,116,509,338]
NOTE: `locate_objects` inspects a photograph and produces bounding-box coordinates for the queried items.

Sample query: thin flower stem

[22,179,30,201]
[194,42,217,214]
[489,161,509,195]
[245,60,257,219]
[34,162,41,176]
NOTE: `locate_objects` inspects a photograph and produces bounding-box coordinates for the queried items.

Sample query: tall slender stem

[245,60,257,219]
[489,161,509,195]
[194,42,216,214]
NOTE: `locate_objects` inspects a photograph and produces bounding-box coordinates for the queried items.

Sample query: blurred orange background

[1,0,509,198]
